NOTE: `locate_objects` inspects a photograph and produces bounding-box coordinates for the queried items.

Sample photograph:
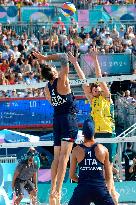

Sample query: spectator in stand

[38,0,49,6]
[129,157,136,181]
[89,27,98,40]
[16,73,25,84]
[123,44,132,54]
[25,72,38,85]
[124,90,135,104]
[123,142,136,181]
[110,27,119,40]
[27,39,34,52]
[7,73,16,85]
[119,26,125,39]
[0,72,9,85]
[13,45,21,60]
[39,28,50,48]
[40,152,49,169]
[59,28,67,52]
[49,31,59,51]
[25,89,34,97]
[10,89,18,98]
[79,38,89,54]
[69,18,78,34]
[127,26,135,40]
[21,32,28,43]
[0,59,9,73]
[2,45,14,60]
[65,37,77,55]
[20,59,31,75]
[73,32,83,48]
[31,59,41,75]
[122,33,132,46]
[9,39,15,50]
[100,28,107,39]
[85,33,92,46]
[104,33,113,47]
[18,39,26,52]
[79,27,86,39]
[13,35,21,46]
[10,59,20,73]
[53,17,65,33]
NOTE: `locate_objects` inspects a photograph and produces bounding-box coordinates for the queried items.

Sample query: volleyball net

[0,74,135,91]
[0,74,136,204]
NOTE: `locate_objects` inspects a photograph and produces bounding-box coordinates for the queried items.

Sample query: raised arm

[92,53,111,99]
[33,52,69,82]
[33,52,69,73]
[68,52,92,101]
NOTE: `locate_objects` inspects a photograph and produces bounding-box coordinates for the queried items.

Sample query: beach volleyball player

[68,51,119,204]
[68,119,115,205]
[33,51,78,205]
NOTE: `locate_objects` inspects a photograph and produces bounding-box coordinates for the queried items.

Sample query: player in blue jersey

[33,52,78,205]
[68,118,115,205]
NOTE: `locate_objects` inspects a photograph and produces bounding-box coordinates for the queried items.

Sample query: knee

[17,194,23,201]
[53,156,59,164]
[59,153,69,163]
[30,190,36,197]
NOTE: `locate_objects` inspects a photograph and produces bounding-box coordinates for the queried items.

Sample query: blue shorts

[53,113,78,146]
[68,184,115,205]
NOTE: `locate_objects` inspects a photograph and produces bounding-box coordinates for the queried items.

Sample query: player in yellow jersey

[68,51,119,205]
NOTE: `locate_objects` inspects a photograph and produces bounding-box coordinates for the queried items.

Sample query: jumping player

[68,51,118,204]
[68,118,115,205]
[33,51,78,205]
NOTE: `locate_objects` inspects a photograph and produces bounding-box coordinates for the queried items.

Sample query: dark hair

[82,118,95,140]
[40,64,55,81]
[27,151,35,158]
[90,83,100,92]
[127,142,132,148]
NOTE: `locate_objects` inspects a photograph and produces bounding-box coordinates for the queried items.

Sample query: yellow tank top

[91,95,115,133]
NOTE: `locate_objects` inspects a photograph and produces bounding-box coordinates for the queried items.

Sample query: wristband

[58,53,69,66]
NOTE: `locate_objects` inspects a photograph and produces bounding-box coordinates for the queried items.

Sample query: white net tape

[70,74,136,86]
[0,136,136,148]
[0,74,136,91]
[0,74,135,148]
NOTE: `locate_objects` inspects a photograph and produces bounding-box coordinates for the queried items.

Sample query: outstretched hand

[90,47,98,61]
[32,51,44,61]
[67,52,78,65]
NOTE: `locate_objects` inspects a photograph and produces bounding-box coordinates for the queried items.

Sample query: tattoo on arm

[58,53,69,67]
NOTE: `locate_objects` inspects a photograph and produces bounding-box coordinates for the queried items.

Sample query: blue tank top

[48,78,77,115]
[78,143,105,185]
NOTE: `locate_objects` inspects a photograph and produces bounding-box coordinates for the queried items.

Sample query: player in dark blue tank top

[48,78,77,116]
[33,51,78,205]
[68,119,115,205]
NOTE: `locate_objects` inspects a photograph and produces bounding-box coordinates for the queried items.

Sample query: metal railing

[2,20,136,36]
[0,156,17,163]
[114,94,136,131]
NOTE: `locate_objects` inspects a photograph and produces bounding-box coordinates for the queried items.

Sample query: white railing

[0,156,17,163]
[0,124,136,180]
